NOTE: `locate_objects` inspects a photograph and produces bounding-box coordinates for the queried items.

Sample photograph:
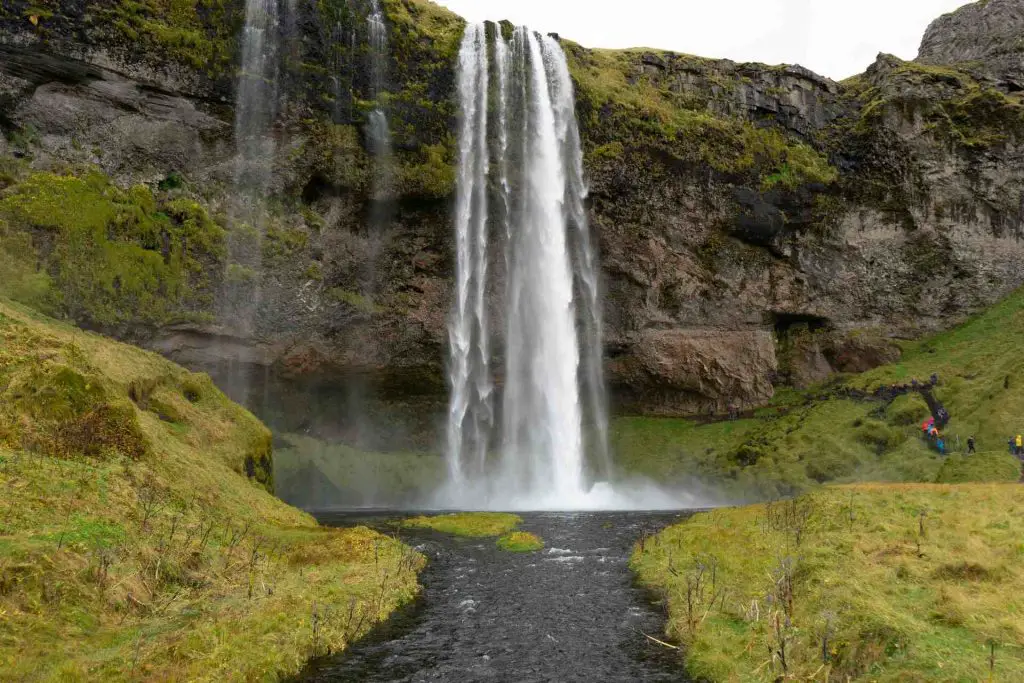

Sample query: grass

[496,531,544,553]
[611,286,1024,500]
[0,298,424,681]
[633,484,1024,681]
[402,513,522,537]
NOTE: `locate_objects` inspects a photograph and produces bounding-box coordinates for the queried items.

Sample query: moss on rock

[567,46,837,189]
[0,169,226,327]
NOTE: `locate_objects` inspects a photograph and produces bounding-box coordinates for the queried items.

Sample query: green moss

[1,355,149,461]
[0,170,226,327]
[291,122,370,195]
[378,0,463,164]
[398,142,456,199]
[90,0,241,80]
[0,219,52,309]
[853,419,906,454]
[854,58,1024,151]
[403,512,522,537]
[887,393,930,426]
[591,141,625,161]
[326,287,381,314]
[496,531,544,552]
[261,226,309,269]
[274,433,446,504]
[568,46,837,188]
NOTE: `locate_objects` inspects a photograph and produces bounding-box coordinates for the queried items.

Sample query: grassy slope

[633,484,1024,681]
[0,299,423,682]
[613,286,1024,500]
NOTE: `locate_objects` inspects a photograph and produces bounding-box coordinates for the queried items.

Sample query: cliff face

[1,0,1022,447]
[918,0,1024,87]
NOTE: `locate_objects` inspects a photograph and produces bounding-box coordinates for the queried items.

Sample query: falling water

[219,0,286,405]
[234,0,281,195]
[366,0,393,192]
[547,37,612,482]
[444,24,613,509]
[447,23,492,486]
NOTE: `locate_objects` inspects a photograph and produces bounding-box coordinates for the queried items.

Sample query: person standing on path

[967,436,976,455]
[1017,434,1023,457]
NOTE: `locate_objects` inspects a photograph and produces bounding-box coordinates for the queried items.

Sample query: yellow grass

[496,531,544,553]
[633,484,1024,681]
[402,512,522,537]
[0,299,424,680]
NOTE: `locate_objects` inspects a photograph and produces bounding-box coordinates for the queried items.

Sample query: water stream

[296,512,690,682]
[235,0,281,197]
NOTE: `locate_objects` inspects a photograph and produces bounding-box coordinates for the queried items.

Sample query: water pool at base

[294,512,692,683]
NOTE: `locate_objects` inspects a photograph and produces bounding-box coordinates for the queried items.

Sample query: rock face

[918,0,1024,88]
[610,329,778,416]
[1,0,1023,448]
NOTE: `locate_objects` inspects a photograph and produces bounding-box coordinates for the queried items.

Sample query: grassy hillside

[633,484,1024,681]
[0,299,423,681]
[613,286,1024,500]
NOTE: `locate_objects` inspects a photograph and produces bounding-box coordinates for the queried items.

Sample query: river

[295,511,691,682]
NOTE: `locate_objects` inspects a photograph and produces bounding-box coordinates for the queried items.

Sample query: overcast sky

[435,0,973,80]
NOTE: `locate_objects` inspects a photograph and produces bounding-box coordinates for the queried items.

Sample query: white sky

[434,0,973,80]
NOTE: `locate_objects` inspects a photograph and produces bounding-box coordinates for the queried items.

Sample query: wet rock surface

[298,512,689,683]
[3,1,1024,439]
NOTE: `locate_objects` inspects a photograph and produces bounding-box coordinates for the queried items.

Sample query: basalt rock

[1,0,1023,444]
[918,0,1024,89]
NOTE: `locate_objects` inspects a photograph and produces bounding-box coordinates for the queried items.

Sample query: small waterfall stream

[235,0,281,195]
[366,0,393,198]
[444,24,613,509]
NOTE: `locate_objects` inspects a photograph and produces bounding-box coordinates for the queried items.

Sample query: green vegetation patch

[612,286,1024,499]
[90,0,242,79]
[854,59,1024,150]
[0,169,225,327]
[567,46,837,188]
[274,433,446,505]
[633,484,1024,681]
[403,512,522,537]
[496,531,544,553]
[0,298,424,680]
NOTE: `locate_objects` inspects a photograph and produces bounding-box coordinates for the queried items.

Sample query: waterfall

[444,23,610,509]
[366,0,393,195]
[234,0,281,194]
[546,36,612,482]
[447,23,492,486]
